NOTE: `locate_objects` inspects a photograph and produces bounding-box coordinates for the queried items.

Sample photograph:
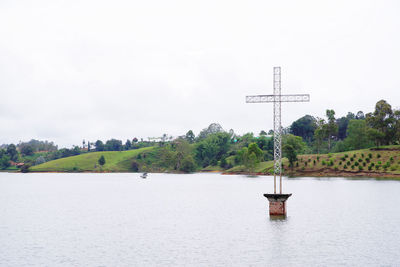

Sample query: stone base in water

[263,193,292,216]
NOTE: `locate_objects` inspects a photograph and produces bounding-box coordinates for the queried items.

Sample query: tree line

[1,99,399,173]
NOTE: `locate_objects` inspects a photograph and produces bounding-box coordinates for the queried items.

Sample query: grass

[226,160,284,173]
[224,145,400,177]
[30,147,154,172]
[286,145,400,175]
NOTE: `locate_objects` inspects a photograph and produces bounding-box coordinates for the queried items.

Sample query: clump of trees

[289,99,400,154]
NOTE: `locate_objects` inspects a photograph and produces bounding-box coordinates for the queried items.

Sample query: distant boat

[140,172,148,179]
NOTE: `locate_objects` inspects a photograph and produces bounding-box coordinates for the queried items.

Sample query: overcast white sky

[1,0,399,147]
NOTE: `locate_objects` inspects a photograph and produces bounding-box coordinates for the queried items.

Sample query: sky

[1,0,399,148]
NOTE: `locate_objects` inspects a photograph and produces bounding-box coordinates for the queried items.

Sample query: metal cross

[246,67,310,194]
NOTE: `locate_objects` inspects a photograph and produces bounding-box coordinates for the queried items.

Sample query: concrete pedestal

[264,194,292,216]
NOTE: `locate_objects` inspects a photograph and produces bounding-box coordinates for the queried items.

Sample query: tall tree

[95,140,104,151]
[197,123,224,140]
[290,115,317,143]
[6,144,18,161]
[325,109,338,151]
[344,120,372,150]
[366,100,395,145]
[185,130,195,143]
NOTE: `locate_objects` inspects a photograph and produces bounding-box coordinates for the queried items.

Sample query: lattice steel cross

[246,67,310,194]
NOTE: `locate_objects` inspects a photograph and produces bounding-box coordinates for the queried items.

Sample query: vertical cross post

[246,66,310,216]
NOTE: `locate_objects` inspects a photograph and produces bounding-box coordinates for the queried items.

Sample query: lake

[1,173,399,266]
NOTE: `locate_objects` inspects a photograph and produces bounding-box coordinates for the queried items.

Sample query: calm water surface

[1,173,399,266]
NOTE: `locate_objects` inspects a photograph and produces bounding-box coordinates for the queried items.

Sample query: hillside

[31,147,154,172]
[224,145,400,178]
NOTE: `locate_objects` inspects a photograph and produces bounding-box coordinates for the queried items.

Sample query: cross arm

[246,94,310,103]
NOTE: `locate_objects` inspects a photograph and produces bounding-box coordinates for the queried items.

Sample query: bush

[368,165,372,171]
[339,161,342,165]
[308,158,311,162]
[358,166,363,171]
[131,161,140,172]
[377,154,381,158]
[344,164,347,169]
[375,165,380,170]
[358,158,362,162]
[180,156,196,173]
[378,161,382,165]
[371,162,375,167]
[296,162,299,167]
[304,162,308,166]
[317,156,320,161]
[301,167,305,170]
[322,160,326,165]
[353,154,357,158]
[344,154,348,158]
[351,165,355,170]
[350,157,354,162]
[368,153,372,159]
[390,157,394,162]
[366,158,370,163]
[347,161,351,166]
[334,166,338,171]
[313,160,316,165]
[361,153,364,158]
[355,162,359,166]
[362,162,366,166]
[20,164,31,173]
[390,166,397,171]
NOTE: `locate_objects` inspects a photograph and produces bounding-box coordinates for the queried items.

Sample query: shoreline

[5,169,400,179]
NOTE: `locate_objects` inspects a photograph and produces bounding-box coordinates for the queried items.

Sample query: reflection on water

[0,172,399,266]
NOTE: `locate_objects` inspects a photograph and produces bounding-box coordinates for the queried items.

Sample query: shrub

[361,153,364,158]
[350,157,354,162]
[358,158,362,163]
[21,164,31,173]
[304,162,308,166]
[329,160,334,166]
[390,157,394,162]
[355,162,359,166]
[344,164,348,169]
[351,165,355,170]
[390,166,397,171]
[334,166,338,171]
[131,161,140,172]
[347,161,351,166]
[368,165,372,171]
[377,154,381,158]
[301,166,305,170]
[322,160,326,165]
[344,154,348,158]
[366,158,370,163]
[353,154,356,158]
[378,161,382,165]
[358,166,363,171]
[308,158,311,162]
[371,162,375,167]
[362,162,366,167]
[313,160,316,165]
[317,156,320,161]
[368,153,372,159]
[339,161,342,165]
[375,165,380,170]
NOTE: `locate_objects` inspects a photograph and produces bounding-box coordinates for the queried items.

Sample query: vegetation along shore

[1,99,400,179]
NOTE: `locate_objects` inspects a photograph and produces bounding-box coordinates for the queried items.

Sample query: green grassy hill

[224,145,400,178]
[31,147,154,172]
